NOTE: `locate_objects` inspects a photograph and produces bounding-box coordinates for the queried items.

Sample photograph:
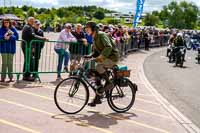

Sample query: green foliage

[13,8,25,19]
[93,10,105,20]
[106,18,120,25]
[0,5,114,26]
[158,1,199,29]
[27,8,35,17]
[144,13,160,26]
[0,8,5,15]
[21,5,29,12]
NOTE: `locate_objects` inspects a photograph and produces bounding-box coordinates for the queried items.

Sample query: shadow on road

[50,80,64,87]
[12,81,43,89]
[0,83,9,89]
[172,65,191,69]
[52,111,137,129]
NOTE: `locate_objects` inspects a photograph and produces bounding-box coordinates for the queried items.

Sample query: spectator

[114,26,125,56]
[159,30,164,46]
[136,30,142,48]
[102,25,110,33]
[97,23,104,31]
[85,33,93,45]
[71,24,87,62]
[21,17,47,81]
[0,18,19,82]
[144,31,150,50]
[31,20,45,79]
[54,23,77,80]
[123,27,130,54]
[128,28,137,49]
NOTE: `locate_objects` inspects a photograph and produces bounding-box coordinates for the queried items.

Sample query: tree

[152,11,159,16]
[56,8,65,18]
[0,8,5,15]
[93,11,105,20]
[21,5,29,12]
[27,8,35,17]
[0,6,115,25]
[14,8,25,19]
[158,1,199,29]
[144,13,160,26]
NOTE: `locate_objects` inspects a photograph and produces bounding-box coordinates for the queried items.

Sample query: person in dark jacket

[144,31,150,51]
[21,17,47,81]
[0,18,19,82]
[31,20,45,79]
[71,24,88,62]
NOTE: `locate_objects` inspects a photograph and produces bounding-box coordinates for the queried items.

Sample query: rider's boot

[96,72,114,95]
[88,94,102,107]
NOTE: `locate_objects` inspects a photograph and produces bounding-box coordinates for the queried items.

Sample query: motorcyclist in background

[167,32,176,57]
[173,33,187,61]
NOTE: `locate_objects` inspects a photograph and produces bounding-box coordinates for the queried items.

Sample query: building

[105,12,134,24]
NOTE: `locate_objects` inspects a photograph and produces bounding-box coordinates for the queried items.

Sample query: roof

[0,14,22,21]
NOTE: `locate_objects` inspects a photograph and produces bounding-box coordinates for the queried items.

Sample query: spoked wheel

[54,77,89,114]
[107,78,137,113]
[196,55,200,64]
[169,56,172,63]
[180,56,184,67]
[175,56,179,66]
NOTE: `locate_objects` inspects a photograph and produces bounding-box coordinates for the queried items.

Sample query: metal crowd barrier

[163,34,170,45]
[115,37,139,57]
[125,37,138,53]
[150,36,160,47]
[28,40,92,81]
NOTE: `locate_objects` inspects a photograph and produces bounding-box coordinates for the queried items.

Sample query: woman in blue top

[0,18,19,82]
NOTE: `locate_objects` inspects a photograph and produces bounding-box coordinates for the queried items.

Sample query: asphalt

[144,49,200,129]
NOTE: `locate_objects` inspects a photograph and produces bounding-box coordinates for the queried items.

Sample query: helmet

[86,21,98,32]
[177,33,183,37]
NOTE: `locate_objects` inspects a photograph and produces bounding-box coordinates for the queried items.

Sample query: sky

[0,0,199,13]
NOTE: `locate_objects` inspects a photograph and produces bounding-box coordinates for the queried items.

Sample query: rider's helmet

[177,33,183,38]
[86,21,99,32]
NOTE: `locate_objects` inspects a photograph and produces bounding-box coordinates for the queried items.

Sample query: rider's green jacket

[92,31,120,62]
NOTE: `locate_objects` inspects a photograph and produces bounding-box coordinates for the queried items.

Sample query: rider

[85,21,120,107]
[168,32,177,46]
[173,33,187,60]
[167,32,176,58]
[174,33,186,47]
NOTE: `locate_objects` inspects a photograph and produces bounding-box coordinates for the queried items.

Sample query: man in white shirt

[54,23,77,80]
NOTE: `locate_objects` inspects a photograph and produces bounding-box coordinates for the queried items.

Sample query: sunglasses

[4,21,9,24]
